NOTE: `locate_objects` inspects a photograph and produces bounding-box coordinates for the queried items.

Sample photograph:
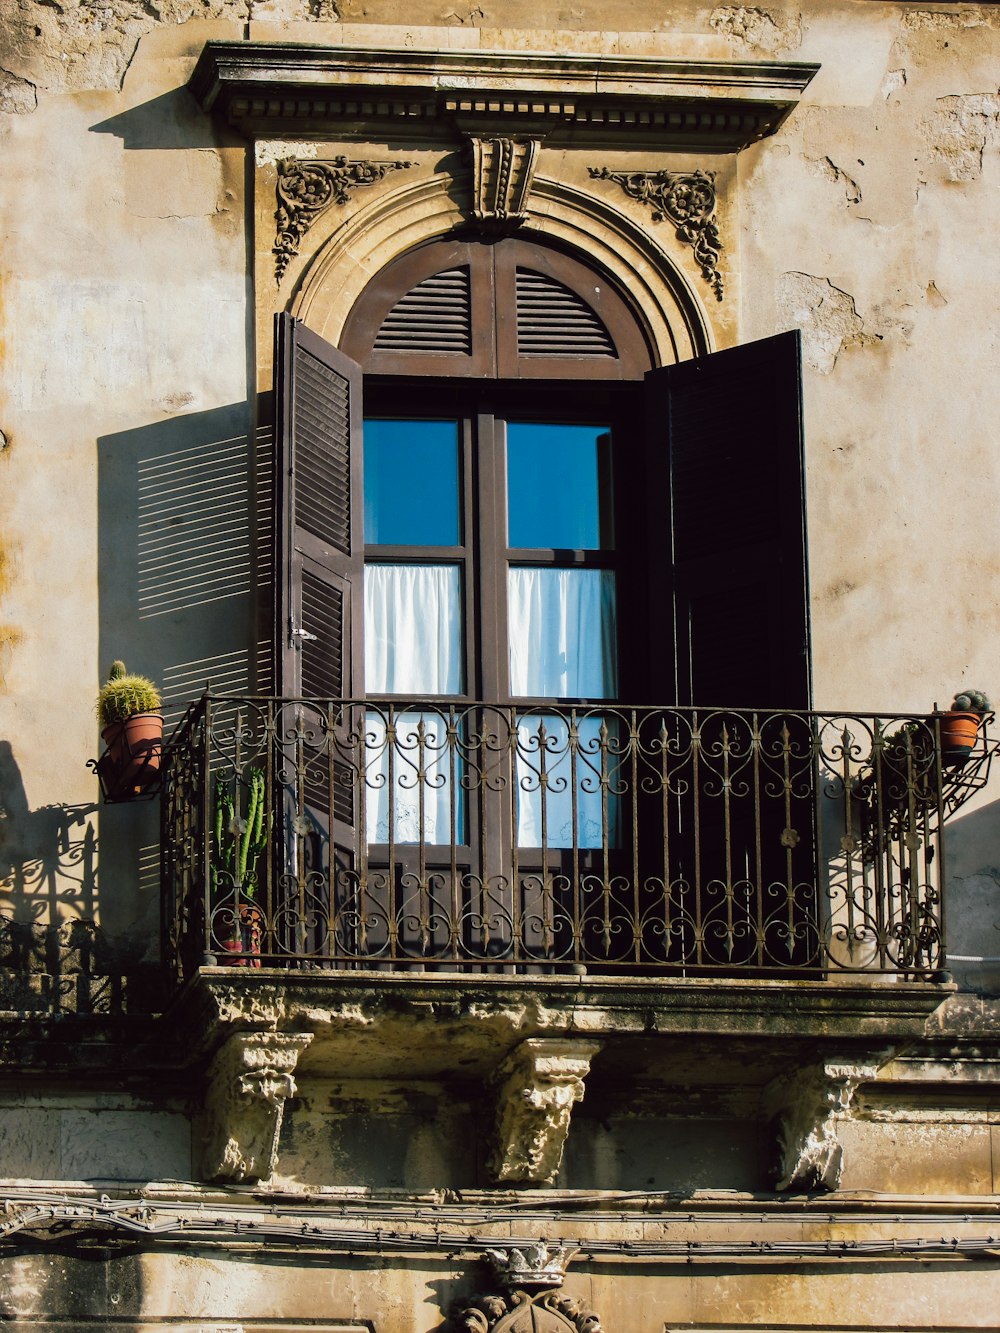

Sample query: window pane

[364,418,461,546]
[365,564,464,694]
[508,567,618,698]
[506,422,613,549]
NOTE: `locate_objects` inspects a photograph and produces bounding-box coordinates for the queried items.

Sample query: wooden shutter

[514,268,615,357]
[373,266,472,355]
[645,330,810,709]
[274,313,363,703]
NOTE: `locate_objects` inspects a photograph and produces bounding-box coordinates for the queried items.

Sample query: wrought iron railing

[161,697,994,980]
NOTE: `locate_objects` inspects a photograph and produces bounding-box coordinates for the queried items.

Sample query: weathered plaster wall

[0,4,998,965]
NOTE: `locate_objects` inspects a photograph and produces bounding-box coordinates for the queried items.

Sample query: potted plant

[212,768,268,967]
[940,689,992,766]
[96,660,163,798]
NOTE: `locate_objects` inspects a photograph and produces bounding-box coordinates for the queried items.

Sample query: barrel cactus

[97,660,162,728]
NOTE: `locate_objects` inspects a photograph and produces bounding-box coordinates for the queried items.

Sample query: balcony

[161,697,994,982]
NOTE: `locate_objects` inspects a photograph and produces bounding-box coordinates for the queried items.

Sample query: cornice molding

[190,42,819,152]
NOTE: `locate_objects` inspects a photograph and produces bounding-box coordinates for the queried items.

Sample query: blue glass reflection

[506,422,613,549]
[364,418,461,546]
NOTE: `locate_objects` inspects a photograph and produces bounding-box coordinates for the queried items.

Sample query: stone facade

[2,2,1000,1330]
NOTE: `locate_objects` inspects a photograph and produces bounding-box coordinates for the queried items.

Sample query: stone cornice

[190,41,819,151]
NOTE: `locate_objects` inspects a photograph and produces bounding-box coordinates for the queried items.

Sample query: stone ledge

[162,968,953,1083]
[190,41,819,150]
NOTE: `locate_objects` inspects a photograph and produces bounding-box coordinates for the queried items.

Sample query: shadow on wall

[0,738,116,1012]
[943,795,1000,994]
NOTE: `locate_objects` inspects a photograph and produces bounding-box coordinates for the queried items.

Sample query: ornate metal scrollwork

[273,155,413,283]
[588,166,724,301]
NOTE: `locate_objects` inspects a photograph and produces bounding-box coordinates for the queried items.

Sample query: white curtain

[363,710,461,845]
[508,567,617,698]
[364,564,463,844]
[508,567,618,848]
[365,563,463,695]
[515,713,619,849]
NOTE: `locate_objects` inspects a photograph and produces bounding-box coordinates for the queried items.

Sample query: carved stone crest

[588,167,724,301]
[451,1247,603,1333]
[273,155,413,282]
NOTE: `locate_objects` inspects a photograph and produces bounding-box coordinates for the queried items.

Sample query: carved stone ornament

[482,1243,579,1291]
[489,1038,600,1185]
[199,1030,313,1184]
[588,166,724,301]
[273,155,413,283]
[451,1247,603,1333]
[466,135,541,229]
[765,1060,880,1192]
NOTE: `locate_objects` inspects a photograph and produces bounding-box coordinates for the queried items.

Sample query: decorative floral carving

[273,155,413,282]
[588,166,724,301]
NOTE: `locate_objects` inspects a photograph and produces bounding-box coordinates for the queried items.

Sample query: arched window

[272,235,812,966]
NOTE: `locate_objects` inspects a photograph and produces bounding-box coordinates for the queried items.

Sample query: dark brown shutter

[373,266,472,355]
[645,330,810,709]
[274,313,363,704]
[515,268,616,358]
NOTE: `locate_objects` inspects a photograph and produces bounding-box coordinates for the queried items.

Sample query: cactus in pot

[940,688,992,767]
[95,660,163,797]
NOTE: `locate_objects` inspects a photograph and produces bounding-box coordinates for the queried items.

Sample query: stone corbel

[463,135,541,230]
[199,1031,313,1184]
[765,1060,880,1192]
[488,1038,600,1185]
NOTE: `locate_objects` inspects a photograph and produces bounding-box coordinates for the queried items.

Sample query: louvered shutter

[373,266,472,355]
[274,313,363,705]
[646,330,810,709]
[515,269,616,357]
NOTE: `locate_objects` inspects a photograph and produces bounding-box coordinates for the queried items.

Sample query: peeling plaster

[815,155,862,204]
[0,0,338,93]
[709,5,801,56]
[902,7,1000,33]
[777,272,880,375]
[881,68,906,102]
[922,93,1000,182]
[0,69,36,114]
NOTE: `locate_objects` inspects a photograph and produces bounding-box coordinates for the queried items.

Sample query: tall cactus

[212,767,268,906]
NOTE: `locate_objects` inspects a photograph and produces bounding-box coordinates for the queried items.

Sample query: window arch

[340,235,654,380]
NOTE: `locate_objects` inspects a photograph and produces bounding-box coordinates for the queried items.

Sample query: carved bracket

[451,1247,603,1333]
[588,166,724,301]
[273,155,413,283]
[489,1038,600,1185]
[199,1031,313,1184]
[464,135,541,230]
[765,1060,880,1192]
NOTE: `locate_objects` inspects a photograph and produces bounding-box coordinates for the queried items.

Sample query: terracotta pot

[218,905,263,969]
[99,712,163,797]
[938,710,982,767]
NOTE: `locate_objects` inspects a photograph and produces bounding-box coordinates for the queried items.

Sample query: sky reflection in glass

[506,422,613,550]
[364,418,460,546]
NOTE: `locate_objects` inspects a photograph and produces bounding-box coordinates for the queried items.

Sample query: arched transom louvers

[342,236,651,379]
